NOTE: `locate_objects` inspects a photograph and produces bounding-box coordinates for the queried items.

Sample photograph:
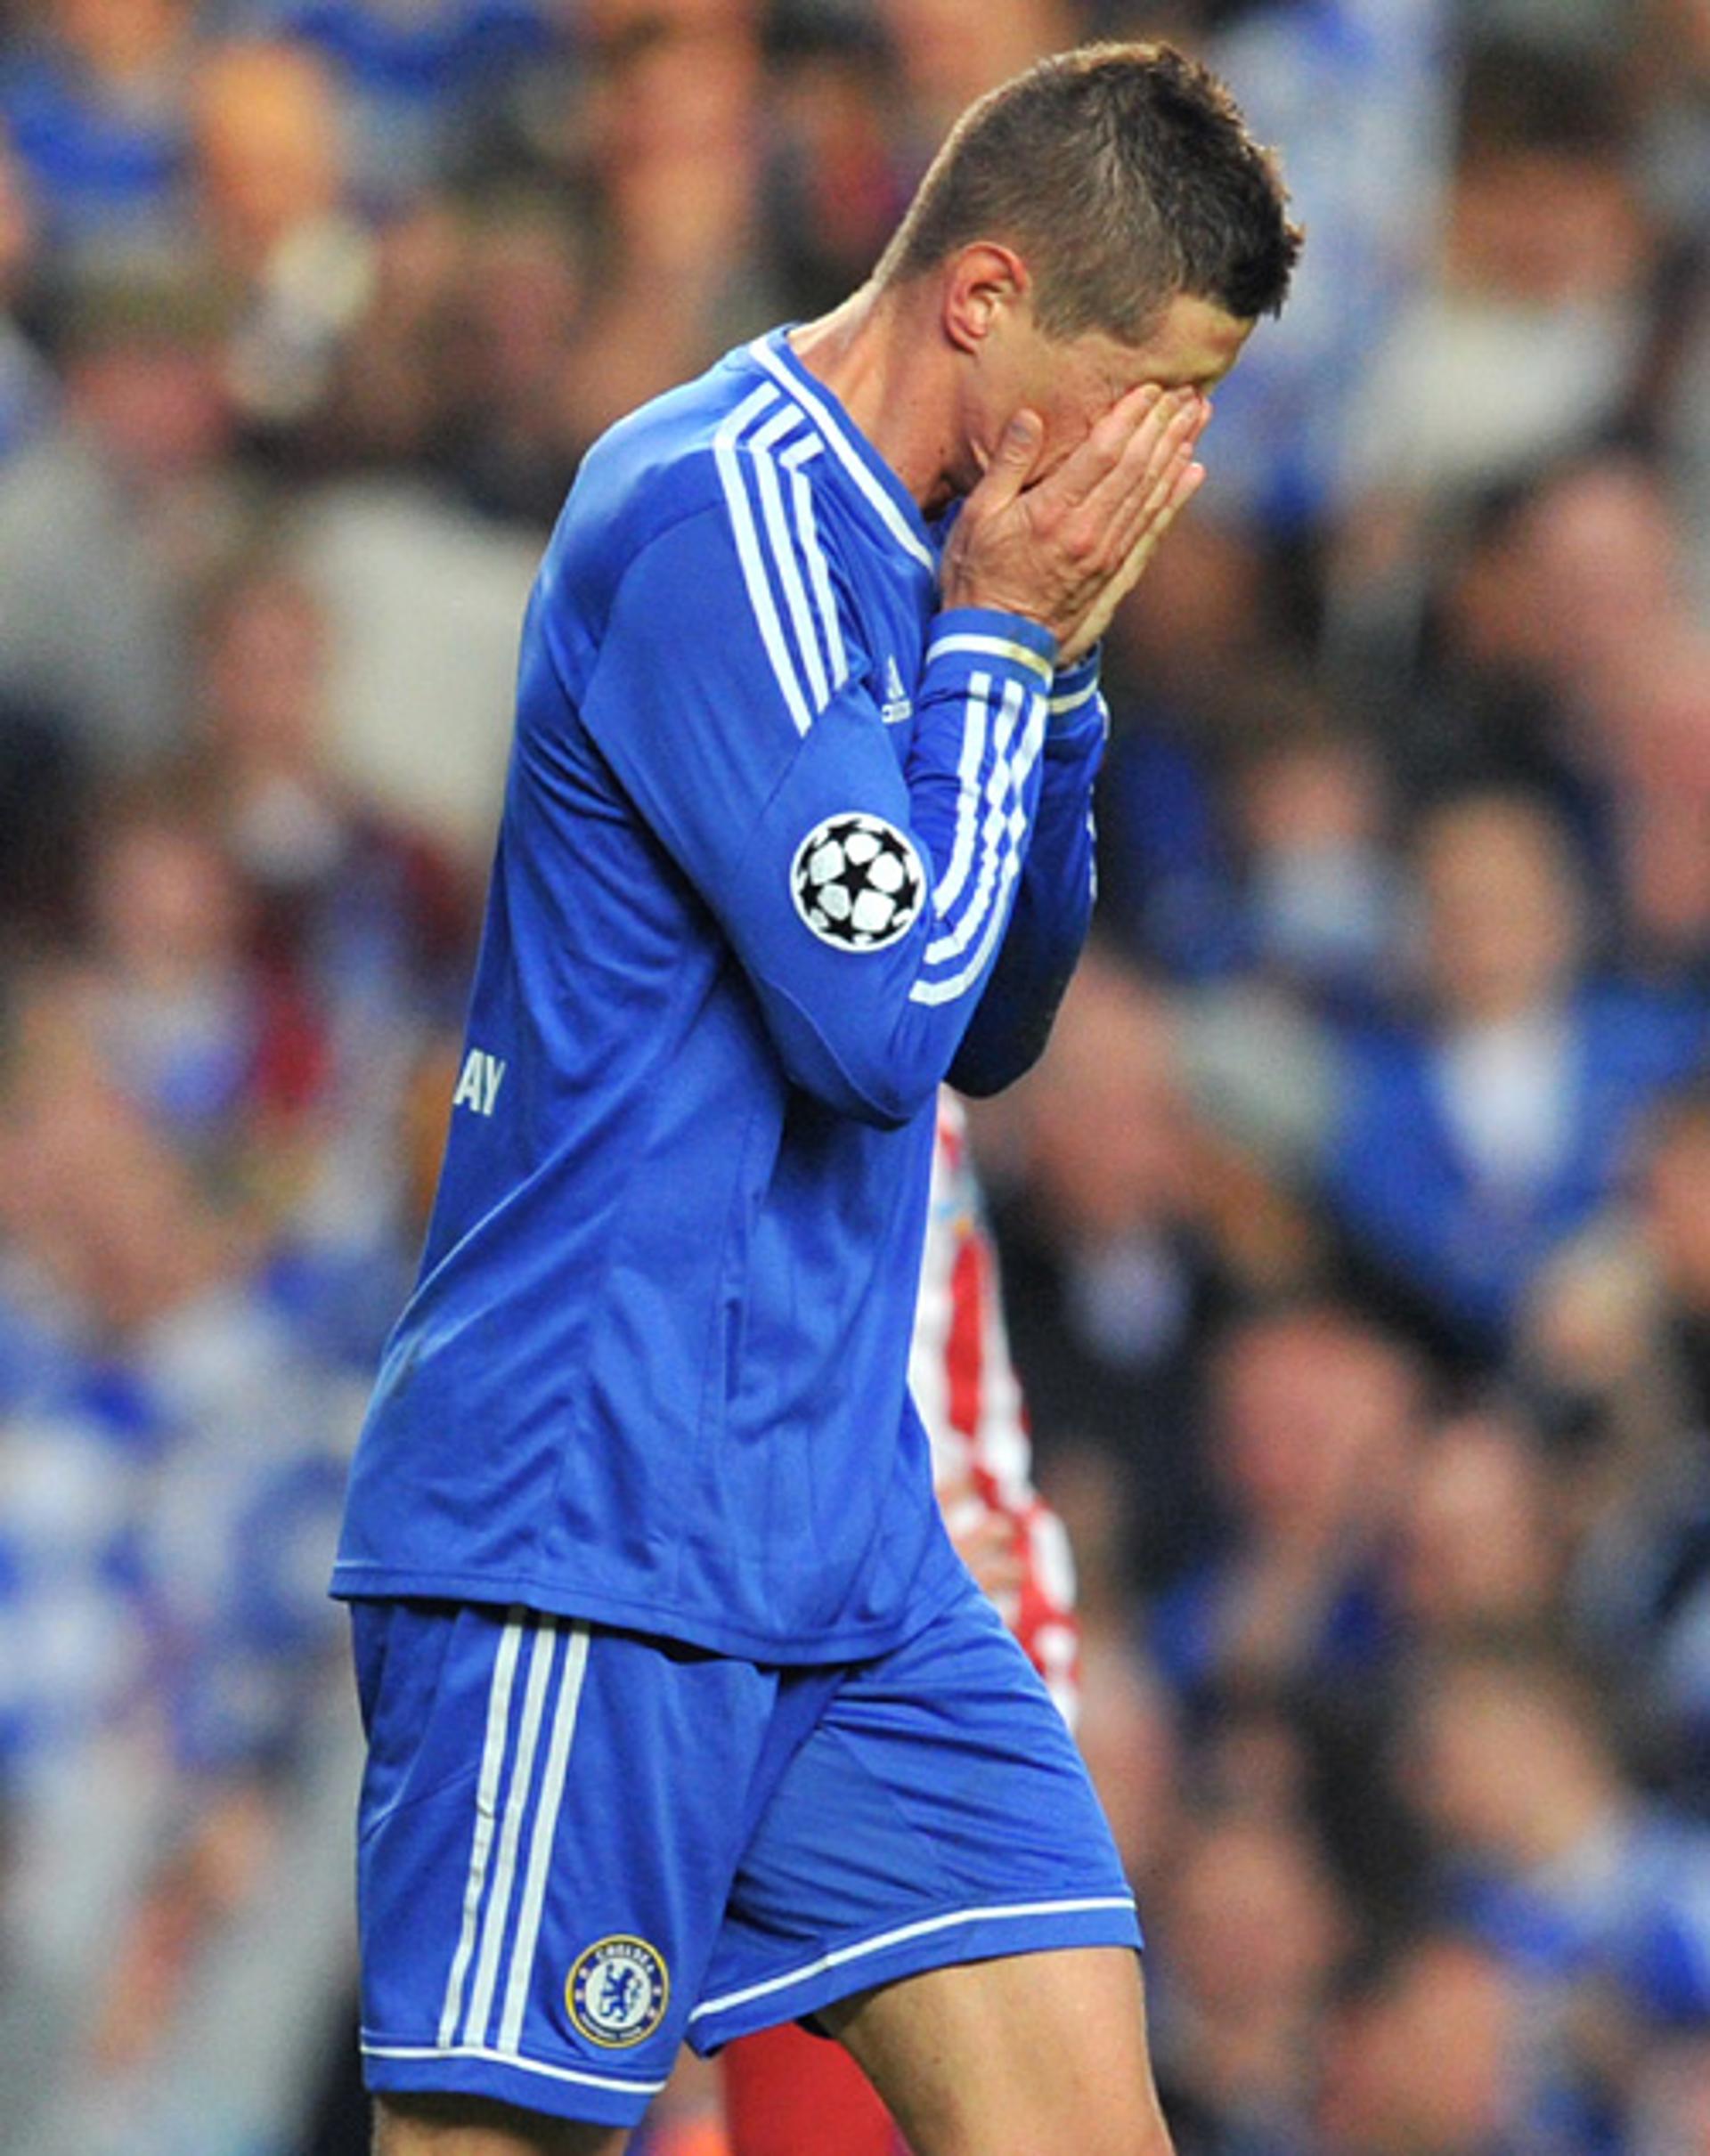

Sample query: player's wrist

[925,606,1060,680]
[1043,647,1104,756]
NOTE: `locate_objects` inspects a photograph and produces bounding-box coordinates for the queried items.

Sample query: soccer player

[334,41,1298,2156]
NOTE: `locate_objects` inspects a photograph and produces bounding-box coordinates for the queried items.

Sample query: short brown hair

[876,43,1300,340]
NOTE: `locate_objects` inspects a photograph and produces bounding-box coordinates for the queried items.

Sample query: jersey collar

[746,329,938,574]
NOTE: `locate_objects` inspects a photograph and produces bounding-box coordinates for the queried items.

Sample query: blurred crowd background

[0,0,1706,2152]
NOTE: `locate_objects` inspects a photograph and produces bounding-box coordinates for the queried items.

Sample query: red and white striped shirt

[909,1094,1079,1724]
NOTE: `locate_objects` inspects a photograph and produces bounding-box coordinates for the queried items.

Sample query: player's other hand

[940,383,1209,664]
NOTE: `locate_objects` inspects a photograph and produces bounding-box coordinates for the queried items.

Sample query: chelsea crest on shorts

[566,1936,671,2048]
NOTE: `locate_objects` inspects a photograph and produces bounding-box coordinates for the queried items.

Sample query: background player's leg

[820,1947,1173,2156]
[722,2022,900,2156]
[374,2090,629,2156]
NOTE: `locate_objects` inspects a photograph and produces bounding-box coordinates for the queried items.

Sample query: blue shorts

[352,1577,1140,2128]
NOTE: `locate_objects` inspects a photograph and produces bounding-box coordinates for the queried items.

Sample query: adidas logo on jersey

[880,655,913,726]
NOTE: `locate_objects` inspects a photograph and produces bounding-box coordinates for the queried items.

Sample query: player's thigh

[374,2088,628,2155]
[822,1946,1173,2156]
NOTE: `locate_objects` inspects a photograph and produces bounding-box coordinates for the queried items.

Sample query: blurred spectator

[294,195,463,469]
[1348,38,1657,508]
[1410,450,1708,835]
[1390,1403,1568,1645]
[1149,1304,1420,1713]
[761,2,908,321]
[1150,1807,1350,2156]
[232,0,560,207]
[175,557,479,1371]
[1520,475,1710,989]
[978,948,1242,1582]
[73,779,328,1167]
[1437,452,1699,720]
[1404,1634,1710,2143]
[0,0,196,286]
[875,0,1077,151]
[1092,533,1310,987]
[189,37,375,434]
[1392,449,1710,1023]
[1098,663,1403,1021]
[558,6,778,448]
[1206,0,1452,535]
[1332,34,1675,704]
[1324,788,1705,1360]
[428,187,586,525]
[1229,708,1401,1014]
[1314,1929,1533,2156]
[1510,1090,1710,1800]
[284,450,542,863]
[0,268,244,771]
[1514,454,1705,709]
[0,997,358,2152]
[189,557,473,1030]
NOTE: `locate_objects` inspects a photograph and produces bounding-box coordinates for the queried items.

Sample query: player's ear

[941,243,1031,355]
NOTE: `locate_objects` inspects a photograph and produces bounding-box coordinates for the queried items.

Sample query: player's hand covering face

[942,289,1250,661]
[943,378,1210,663]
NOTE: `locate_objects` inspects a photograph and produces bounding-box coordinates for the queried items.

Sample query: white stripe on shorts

[363,2038,667,2099]
[498,1623,590,2053]
[688,1894,1137,2027]
[462,1615,560,2046]
[435,1615,595,2062]
[436,1612,526,2047]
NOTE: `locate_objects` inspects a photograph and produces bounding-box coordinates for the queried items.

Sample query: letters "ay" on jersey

[452,1046,507,1118]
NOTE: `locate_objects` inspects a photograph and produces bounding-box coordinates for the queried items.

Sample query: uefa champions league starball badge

[791,811,926,951]
[566,1935,671,2047]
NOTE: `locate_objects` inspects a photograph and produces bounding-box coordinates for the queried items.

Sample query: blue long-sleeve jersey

[333,329,1106,1660]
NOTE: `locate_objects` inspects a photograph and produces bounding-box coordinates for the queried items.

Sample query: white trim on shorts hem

[687,1893,1138,2025]
[362,2037,668,2098]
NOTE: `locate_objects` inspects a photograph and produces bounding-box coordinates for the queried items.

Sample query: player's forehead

[1070,294,1254,398]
